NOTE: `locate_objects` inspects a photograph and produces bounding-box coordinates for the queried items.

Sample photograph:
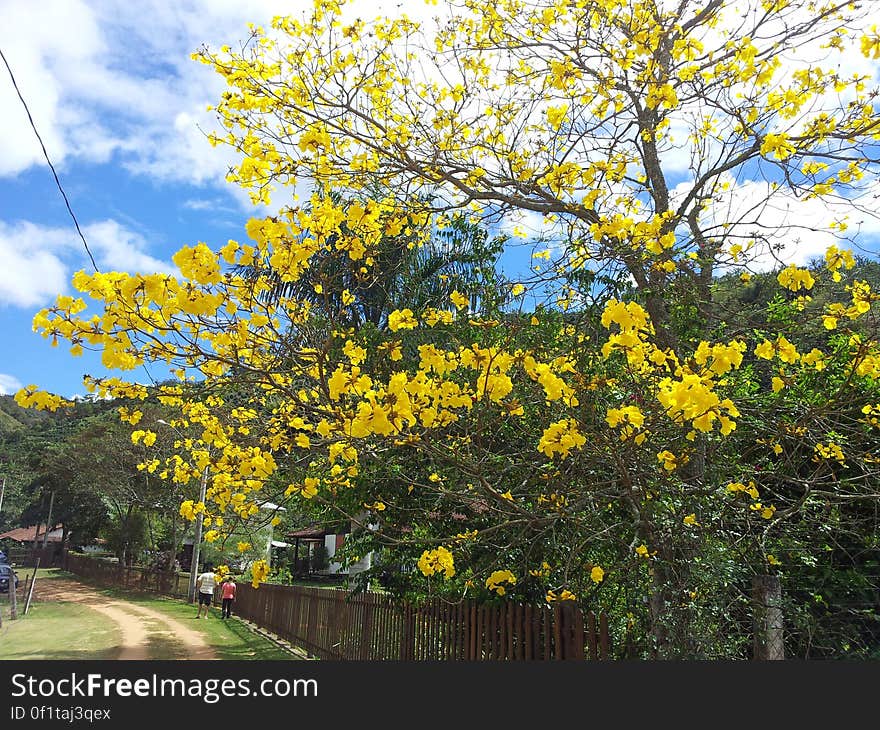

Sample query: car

[0,564,19,593]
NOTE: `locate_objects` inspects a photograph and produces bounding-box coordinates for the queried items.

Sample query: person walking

[195,562,216,618]
[220,575,237,619]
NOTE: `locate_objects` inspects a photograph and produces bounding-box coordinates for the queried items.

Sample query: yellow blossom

[417,546,455,579]
[251,559,269,588]
[450,290,469,310]
[388,308,418,331]
[485,569,516,595]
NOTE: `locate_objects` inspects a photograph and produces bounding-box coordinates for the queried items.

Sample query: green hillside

[0,405,23,434]
[0,394,54,434]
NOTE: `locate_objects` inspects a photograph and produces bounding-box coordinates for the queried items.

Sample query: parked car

[0,563,18,593]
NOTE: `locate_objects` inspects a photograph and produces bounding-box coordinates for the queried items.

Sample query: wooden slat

[374,595,383,660]
[469,601,477,660]
[429,600,436,660]
[553,603,562,660]
[524,604,533,660]
[587,611,598,660]
[599,612,610,660]
[543,607,551,660]
[484,605,492,660]
[439,601,447,660]
[476,604,483,660]
[571,605,585,660]
[506,602,514,660]
[402,604,411,660]
[514,604,523,660]
[454,602,463,660]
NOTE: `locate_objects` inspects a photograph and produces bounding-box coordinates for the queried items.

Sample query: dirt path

[33,577,217,660]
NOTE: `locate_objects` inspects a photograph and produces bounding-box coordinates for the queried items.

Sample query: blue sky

[0,0,308,398]
[1,0,878,399]
[0,0,536,400]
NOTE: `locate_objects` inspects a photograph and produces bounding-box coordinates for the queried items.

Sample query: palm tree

[234,192,506,330]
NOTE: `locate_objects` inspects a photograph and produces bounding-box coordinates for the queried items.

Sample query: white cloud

[497,208,557,240]
[0,373,23,395]
[0,219,173,309]
[0,0,472,202]
[671,175,880,273]
[0,223,72,308]
[182,197,236,213]
[0,0,285,188]
[2,0,878,259]
[83,220,174,275]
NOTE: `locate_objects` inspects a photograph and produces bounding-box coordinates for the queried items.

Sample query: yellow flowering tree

[18,0,880,656]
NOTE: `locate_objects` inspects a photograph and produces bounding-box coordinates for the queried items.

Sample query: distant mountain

[0,394,56,435]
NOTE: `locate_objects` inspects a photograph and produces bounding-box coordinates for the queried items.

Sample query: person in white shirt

[195,562,216,618]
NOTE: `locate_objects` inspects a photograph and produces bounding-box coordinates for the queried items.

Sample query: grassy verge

[0,601,121,660]
[113,590,300,660]
[10,566,68,581]
[1,569,301,660]
[56,569,299,660]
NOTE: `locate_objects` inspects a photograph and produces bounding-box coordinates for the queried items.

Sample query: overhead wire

[0,45,100,273]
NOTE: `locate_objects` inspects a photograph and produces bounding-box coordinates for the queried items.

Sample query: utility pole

[41,490,55,550]
[0,476,6,514]
[187,466,209,604]
[156,420,209,604]
[9,564,18,620]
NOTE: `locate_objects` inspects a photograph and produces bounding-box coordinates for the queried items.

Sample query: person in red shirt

[220,575,237,619]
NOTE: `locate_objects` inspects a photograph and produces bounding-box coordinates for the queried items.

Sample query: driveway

[31,576,216,660]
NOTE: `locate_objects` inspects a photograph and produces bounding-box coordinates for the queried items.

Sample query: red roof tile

[0,524,63,542]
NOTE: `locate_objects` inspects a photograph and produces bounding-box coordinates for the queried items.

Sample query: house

[80,537,109,555]
[0,524,67,567]
[0,523,64,545]
[286,520,373,577]
[286,525,340,575]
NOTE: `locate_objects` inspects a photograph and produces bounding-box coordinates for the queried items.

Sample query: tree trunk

[753,575,785,660]
[41,491,55,550]
[167,509,178,572]
[648,562,671,658]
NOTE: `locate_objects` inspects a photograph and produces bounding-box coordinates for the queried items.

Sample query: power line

[0,45,99,273]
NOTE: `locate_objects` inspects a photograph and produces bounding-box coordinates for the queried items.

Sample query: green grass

[112,590,300,660]
[0,601,121,660]
[12,566,65,582]
[1,569,302,660]
[56,569,299,660]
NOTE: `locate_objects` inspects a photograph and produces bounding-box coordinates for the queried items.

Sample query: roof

[0,524,64,543]
[286,522,350,539]
[257,501,286,511]
[286,525,332,539]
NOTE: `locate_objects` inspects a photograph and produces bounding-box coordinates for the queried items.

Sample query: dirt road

[33,577,217,660]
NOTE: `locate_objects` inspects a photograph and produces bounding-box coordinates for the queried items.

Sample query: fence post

[23,558,40,616]
[9,566,18,620]
[753,575,784,660]
[599,612,610,660]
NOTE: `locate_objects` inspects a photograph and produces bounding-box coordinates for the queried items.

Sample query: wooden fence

[235,582,610,660]
[64,553,611,660]
[65,552,192,598]
[6,546,64,569]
